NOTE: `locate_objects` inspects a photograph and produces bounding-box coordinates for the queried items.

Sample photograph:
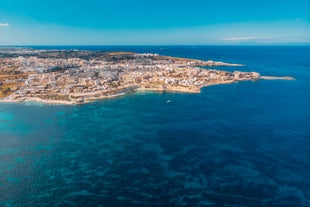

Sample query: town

[0,48,280,104]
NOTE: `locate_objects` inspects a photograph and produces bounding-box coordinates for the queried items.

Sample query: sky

[0,0,310,45]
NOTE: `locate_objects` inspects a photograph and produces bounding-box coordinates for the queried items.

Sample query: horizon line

[1,43,310,47]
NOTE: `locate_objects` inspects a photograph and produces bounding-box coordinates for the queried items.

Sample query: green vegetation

[0,86,11,98]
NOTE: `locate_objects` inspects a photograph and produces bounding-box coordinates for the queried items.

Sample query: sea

[0,46,309,207]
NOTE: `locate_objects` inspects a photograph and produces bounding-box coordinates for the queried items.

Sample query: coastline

[0,48,294,105]
[0,92,129,105]
[0,76,294,105]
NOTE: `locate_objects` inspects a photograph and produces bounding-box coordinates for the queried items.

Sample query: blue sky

[0,0,309,45]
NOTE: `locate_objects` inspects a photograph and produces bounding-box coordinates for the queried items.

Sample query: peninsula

[0,48,293,104]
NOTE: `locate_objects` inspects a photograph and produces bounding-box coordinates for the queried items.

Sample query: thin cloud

[223,36,273,41]
[0,23,10,27]
[294,18,304,21]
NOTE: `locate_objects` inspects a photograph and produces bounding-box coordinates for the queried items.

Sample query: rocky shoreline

[0,48,293,105]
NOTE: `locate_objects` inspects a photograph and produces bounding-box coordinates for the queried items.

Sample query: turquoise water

[0,46,309,207]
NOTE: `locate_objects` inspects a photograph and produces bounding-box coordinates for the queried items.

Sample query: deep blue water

[0,46,309,207]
